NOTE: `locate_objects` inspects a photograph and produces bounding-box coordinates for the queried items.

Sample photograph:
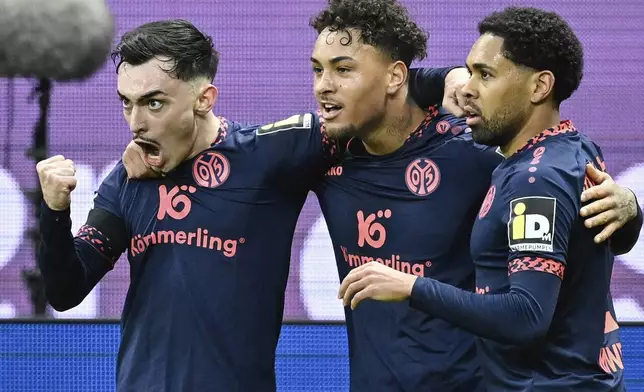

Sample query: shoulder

[93,161,128,216]
[228,112,320,141]
[220,117,249,135]
[504,138,586,203]
[438,124,504,172]
[100,160,128,189]
[432,107,468,132]
[253,112,319,135]
[512,131,586,184]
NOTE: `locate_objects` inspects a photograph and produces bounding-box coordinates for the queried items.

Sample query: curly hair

[310,0,427,67]
[478,7,583,104]
[111,19,219,82]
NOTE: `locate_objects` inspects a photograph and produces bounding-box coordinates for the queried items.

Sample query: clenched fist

[442,67,469,118]
[36,155,77,211]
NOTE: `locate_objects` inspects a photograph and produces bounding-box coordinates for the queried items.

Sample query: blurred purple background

[0,0,642,321]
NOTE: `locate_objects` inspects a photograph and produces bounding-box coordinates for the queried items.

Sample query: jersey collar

[513,120,577,156]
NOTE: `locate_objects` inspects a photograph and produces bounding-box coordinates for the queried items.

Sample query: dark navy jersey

[38,114,338,392]
[469,121,625,391]
[314,106,503,392]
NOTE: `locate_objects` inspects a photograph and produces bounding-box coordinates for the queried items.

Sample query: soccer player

[339,6,642,391]
[35,20,347,391]
[308,1,496,390]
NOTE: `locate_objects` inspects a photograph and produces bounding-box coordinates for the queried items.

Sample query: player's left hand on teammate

[122,140,162,179]
[338,262,418,310]
[580,163,638,243]
[442,67,469,118]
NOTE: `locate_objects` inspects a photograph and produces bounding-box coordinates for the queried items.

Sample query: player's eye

[121,99,132,109]
[480,71,491,80]
[312,66,323,74]
[148,100,164,111]
[337,67,350,74]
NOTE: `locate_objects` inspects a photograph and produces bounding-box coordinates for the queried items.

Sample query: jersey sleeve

[82,161,129,262]
[38,162,128,311]
[407,161,581,345]
[505,163,582,280]
[92,161,126,219]
[255,112,341,178]
[614,198,643,254]
[408,66,463,109]
[468,139,504,180]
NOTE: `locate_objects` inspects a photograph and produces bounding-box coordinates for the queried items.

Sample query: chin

[324,123,357,140]
[472,125,517,148]
[471,126,494,146]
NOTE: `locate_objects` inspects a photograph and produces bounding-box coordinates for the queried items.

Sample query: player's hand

[338,262,418,310]
[36,155,77,211]
[580,164,638,243]
[122,140,162,179]
[442,67,469,118]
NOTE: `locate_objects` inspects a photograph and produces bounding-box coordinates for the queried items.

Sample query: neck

[500,104,561,157]
[188,112,221,159]
[361,94,427,156]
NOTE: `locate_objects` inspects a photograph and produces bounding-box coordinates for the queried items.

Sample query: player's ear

[530,70,555,105]
[386,61,408,95]
[194,84,218,116]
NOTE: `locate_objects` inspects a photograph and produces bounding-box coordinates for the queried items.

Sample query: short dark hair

[478,7,584,104]
[111,19,219,82]
[310,0,427,67]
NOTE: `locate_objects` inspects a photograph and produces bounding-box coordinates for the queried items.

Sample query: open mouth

[466,115,481,126]
[463,105,482,126]
[321,103,343,120]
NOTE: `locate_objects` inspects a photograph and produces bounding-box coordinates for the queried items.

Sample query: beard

[471,104,530,148]
[323,122,359,141]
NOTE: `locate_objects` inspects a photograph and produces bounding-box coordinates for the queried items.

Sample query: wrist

[406,275,419,297]
[625,187,638,219]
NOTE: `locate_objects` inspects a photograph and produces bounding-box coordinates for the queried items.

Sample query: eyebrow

[469,63,495,72]
[117,89,167,102]
[310,55,356,64]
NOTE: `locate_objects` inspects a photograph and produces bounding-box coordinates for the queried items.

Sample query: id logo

[508,196,556,252]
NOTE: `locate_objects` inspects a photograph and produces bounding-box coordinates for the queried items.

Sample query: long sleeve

[38,203,127,311]
[38,162,129,312]
[408,66,462,109]
[409,271,561,345]
[608,192,643,255]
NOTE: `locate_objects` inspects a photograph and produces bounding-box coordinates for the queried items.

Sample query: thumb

[63,177,77,192]
[585,163,608,184]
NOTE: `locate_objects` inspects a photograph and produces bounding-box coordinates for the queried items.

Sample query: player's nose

[461,78,477,99]
[315,72,336,95]
[128,106,147,134]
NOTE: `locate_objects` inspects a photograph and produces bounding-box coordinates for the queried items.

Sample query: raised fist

[36,155,77,211]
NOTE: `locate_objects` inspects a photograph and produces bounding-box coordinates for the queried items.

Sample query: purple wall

[1,0,643,321]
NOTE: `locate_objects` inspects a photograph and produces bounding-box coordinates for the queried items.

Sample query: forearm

[409,272,560,345]
[609,191,643,255]
[38,204,113,311]
[408,66,462,108]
